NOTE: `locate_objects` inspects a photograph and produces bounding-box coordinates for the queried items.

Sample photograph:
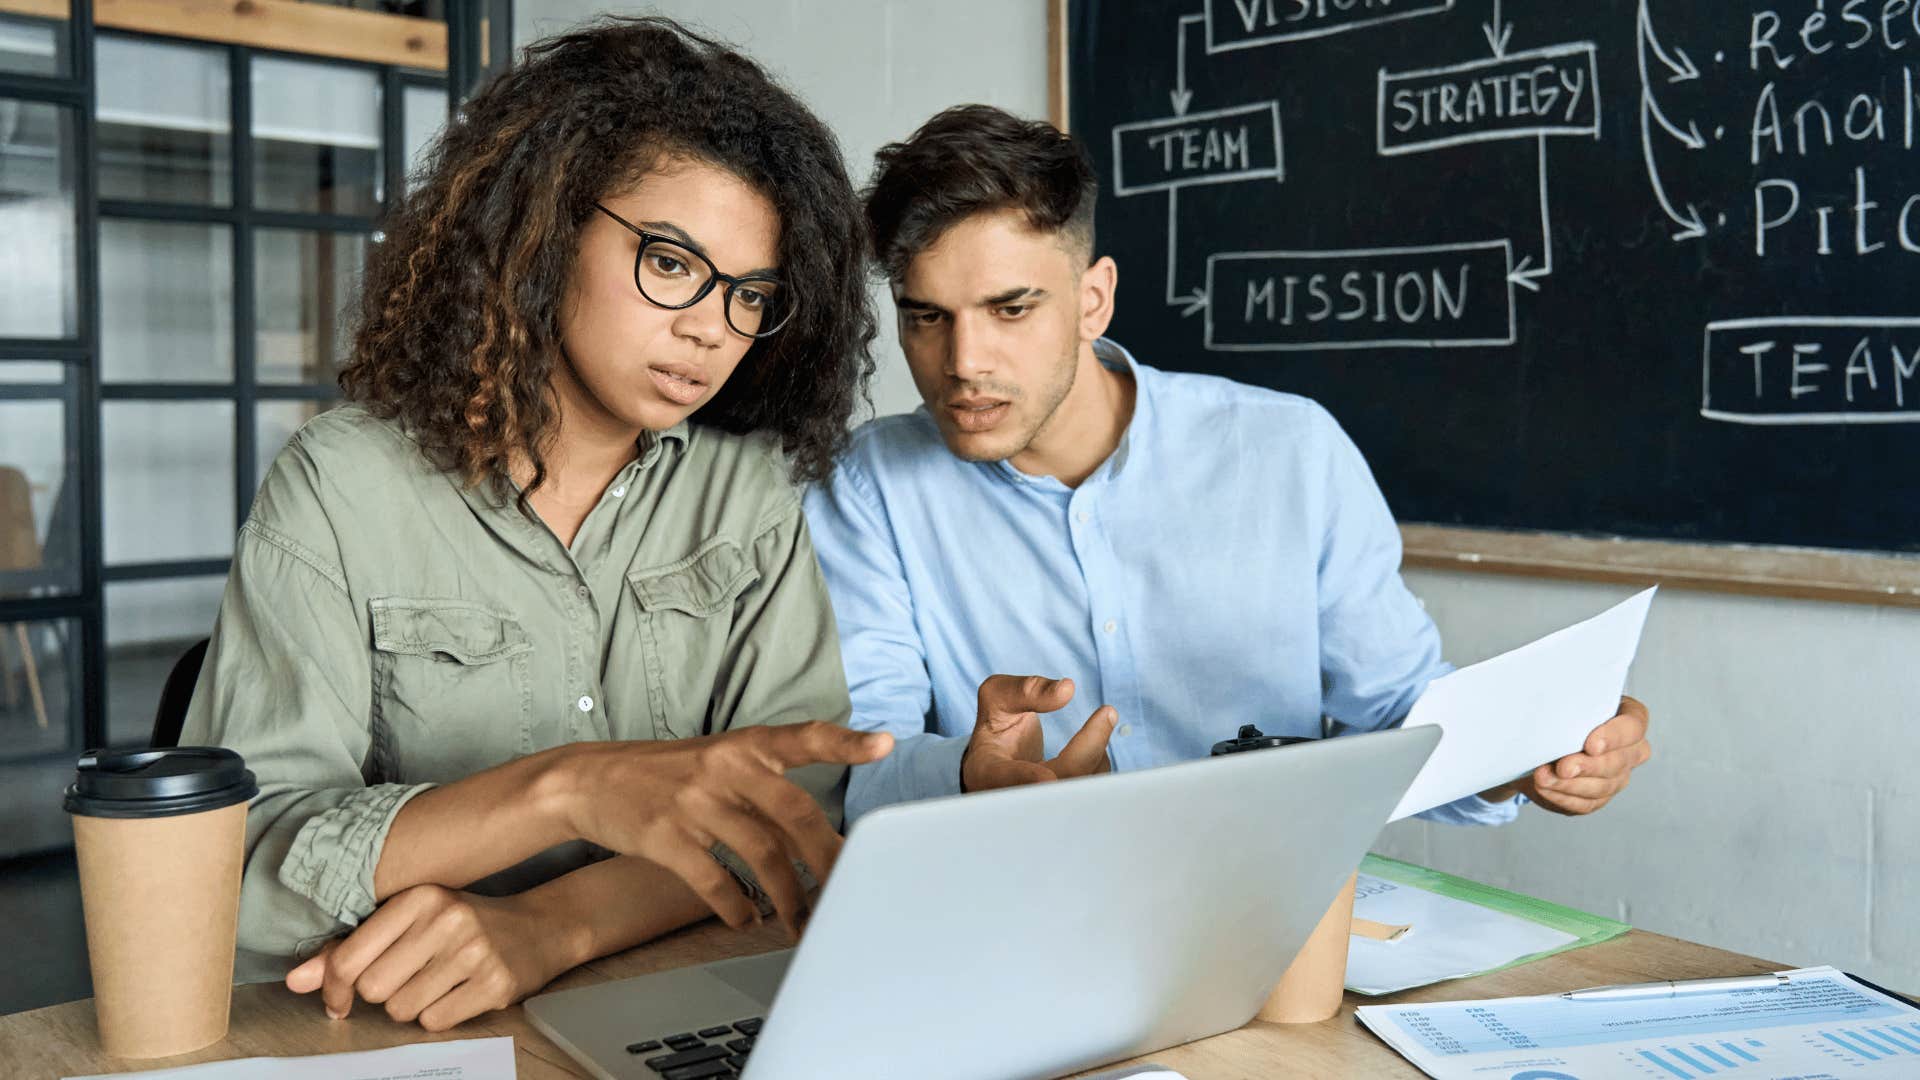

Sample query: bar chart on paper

[1357,967,1920,1079]
[1630,1023,1920,1077]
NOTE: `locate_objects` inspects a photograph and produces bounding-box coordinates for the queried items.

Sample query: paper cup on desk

[65,748,257,1059]
[1256,871,1357,1024]
[1207,725,1357,1024]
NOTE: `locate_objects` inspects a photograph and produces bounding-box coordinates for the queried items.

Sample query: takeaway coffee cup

[1210,725,1354,1024]
[65,747,257,1059]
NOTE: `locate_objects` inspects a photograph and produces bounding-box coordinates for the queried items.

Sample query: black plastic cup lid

[1210,724,1314,756]
[64,747,258,819]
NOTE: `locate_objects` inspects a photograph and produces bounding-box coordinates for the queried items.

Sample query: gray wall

[515,2,1919,992]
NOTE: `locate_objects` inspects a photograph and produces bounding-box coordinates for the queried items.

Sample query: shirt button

[610,486,626,498]
[1118,724,1134,737]
[1103,620,1117,634]
[575,584,590,599]
[1075,511,1089,524]
[576,695,594,713]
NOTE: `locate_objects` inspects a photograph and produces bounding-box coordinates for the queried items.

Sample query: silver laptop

[525,724,1440,1080]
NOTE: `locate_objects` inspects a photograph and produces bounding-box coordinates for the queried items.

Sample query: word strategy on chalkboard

[1110,0,1595,353]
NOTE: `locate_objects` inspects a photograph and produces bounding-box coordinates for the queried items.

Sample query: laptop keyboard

[625,1017,763,1078]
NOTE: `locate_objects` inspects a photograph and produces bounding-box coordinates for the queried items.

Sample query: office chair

[149,638,209,749]
[0,465,48,728]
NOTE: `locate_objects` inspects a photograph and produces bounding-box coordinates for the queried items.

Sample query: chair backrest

[150,638,210,749]
[0,466,40,573]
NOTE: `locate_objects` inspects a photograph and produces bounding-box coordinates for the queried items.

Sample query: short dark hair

[864,105,1098,281]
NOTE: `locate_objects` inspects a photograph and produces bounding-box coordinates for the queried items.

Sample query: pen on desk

[1561,974,1792,1001]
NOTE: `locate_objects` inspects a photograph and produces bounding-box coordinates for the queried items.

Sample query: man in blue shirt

[805,105,1652,827]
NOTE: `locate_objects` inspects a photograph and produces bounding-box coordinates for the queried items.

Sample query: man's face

[894,208,1087,463]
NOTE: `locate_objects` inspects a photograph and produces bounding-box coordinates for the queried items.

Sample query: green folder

[1350,853,1632,995]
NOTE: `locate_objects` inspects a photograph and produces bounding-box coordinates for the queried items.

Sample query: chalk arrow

[1646,97,1705,149]
[1171,14,1203,115]
[1667,203,1708,241]
[1638,1,1700,83]
[1512,134,1556,289]
[1642,95,1709,241]
[1163,189,1210,313]
[1508,256,1549,293]
[1482,0,1511,58]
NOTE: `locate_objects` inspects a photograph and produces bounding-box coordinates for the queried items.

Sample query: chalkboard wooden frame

[1047,0,1920,610]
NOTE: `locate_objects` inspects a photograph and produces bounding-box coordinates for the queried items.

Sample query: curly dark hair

[865,104,1098,281]
[340,16,875,492]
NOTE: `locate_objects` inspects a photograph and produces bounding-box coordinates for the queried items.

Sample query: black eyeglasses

[594,204,793,339]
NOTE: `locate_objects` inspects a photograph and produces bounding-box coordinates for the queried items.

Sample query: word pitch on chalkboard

[1071,0,1920,553]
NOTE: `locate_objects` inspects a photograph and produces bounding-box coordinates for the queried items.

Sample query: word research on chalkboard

[1104,0,1920,427]
[1667,3,1920,426]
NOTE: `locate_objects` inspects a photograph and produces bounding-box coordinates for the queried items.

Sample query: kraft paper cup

[1256,871,1357,1024]
[66,748,256,1059]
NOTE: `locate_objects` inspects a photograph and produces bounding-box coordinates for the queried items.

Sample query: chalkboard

[1069,0,1920,554]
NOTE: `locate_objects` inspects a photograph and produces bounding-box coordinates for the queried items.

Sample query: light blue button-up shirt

[805,339,1520,828]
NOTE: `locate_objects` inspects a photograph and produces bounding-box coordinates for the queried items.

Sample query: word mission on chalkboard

[1071,0,1920,552]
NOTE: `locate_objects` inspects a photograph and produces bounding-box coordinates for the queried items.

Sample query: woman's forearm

[372,743,585,901]
[518,854,714,972]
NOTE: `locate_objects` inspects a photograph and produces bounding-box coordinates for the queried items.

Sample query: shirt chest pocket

[627,537,760,740]
[368,597,535,782]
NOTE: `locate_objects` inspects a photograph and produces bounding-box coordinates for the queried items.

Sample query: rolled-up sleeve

[803,461,964,825]
[179,466,432,958]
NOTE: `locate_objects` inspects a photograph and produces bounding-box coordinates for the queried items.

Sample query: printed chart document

[64,1035,515,1080]
[1346,855,1628,996]
[1357,966,1920,1079]
[1391,587,1655,821]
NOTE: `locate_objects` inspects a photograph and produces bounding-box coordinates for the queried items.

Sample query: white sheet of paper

[1356,966,1920,1080]
[63,1035,515,1080]
[1345,872,1578,995]
[1390,587,1655,821]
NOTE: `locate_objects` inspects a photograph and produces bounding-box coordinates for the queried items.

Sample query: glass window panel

[0,361,64,382]
[0,617,78,759]
[0,392,79,600]
[101,219,235,383]
[256,229,366,385]
[252,57,382,216]
[401,84,447,192]
[0,11,67,79]
[254,399,338,491]
[96,34,232,206]
[0,100,79,339]
[103,400,235,565]
[106,576,224,747]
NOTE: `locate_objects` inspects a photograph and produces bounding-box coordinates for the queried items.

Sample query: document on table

[64,1035,515,1080]
[1346,855,1628,996]
[1391,587,1655,821]
[1357,966,1920,1079]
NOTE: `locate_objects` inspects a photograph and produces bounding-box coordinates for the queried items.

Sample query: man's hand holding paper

[1479,694,1654,815]
[1393,588,1659,822]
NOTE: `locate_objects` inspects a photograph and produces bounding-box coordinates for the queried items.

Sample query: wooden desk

[0,924,1784,1079]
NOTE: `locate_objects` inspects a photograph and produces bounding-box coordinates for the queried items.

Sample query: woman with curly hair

[178,16,892,1030]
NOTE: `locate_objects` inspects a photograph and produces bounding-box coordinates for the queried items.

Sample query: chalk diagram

[1112,0,1598,353]
[1637,1,1920,426]
[1116,1,1920,426]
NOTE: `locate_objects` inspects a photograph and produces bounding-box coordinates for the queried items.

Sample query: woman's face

[558,158,781,435]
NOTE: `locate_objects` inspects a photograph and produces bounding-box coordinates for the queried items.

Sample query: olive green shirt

[179,405,853,958]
